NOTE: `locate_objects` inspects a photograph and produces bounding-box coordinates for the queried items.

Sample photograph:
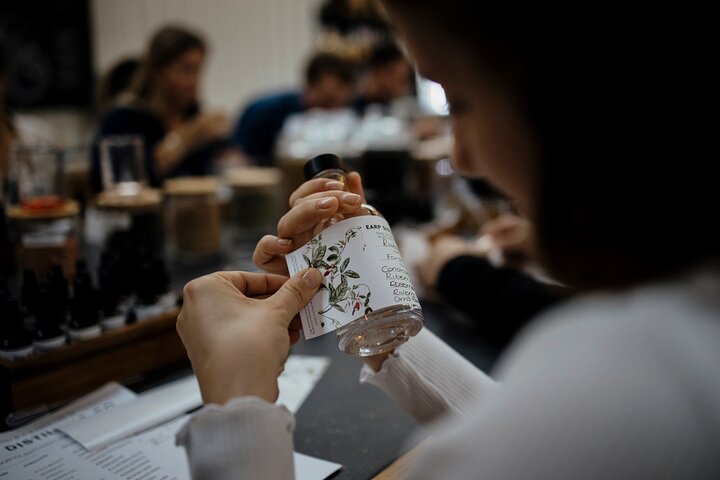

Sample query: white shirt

[176,268,720,479]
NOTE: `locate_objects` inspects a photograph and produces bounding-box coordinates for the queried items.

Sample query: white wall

[91,0,323,114]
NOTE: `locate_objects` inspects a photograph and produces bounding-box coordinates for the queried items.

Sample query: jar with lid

[4,145,81,282]
[164,177,223,263]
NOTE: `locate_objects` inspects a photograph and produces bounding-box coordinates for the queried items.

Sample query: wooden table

[372,442,427,479]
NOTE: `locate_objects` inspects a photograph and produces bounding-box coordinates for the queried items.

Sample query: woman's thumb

[270,269,323,320]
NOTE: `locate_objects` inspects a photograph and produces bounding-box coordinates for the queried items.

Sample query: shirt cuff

[360,328,496,424]
[176,396,295,480]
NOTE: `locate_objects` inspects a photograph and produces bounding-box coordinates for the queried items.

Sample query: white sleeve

[176,396,295,480]
[406,304,719,480]
[360,328,497,423]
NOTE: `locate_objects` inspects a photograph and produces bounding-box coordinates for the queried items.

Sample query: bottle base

[336,304,423,357]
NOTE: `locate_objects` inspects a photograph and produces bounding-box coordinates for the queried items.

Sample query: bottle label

[286,215,421,339]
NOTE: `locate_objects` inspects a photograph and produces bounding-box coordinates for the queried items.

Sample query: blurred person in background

[416,214,568,345]
[91,25,230,192]
[96,57,141,114]
[351,41,412,115]
[231,52,356,166]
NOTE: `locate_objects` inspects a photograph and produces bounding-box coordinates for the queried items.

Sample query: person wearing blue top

[91,26,229,192]
[231,52,355,166]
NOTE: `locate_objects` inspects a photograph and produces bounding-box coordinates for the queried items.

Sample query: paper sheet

[1,413,341,480]
[60,375,202,450]
[1,355,337,480]
[61,355,330,450]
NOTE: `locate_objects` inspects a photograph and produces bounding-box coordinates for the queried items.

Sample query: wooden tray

[0,309,187,424]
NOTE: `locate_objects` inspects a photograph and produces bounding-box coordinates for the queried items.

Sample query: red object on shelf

[20,196,67,211]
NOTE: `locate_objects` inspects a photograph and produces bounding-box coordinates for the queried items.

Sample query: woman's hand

[481,214,535,267]
[252,172,366,275]
[185,111,229,145]
[176,268,323,405]
[155,111,230,174]
[415,235,482,289]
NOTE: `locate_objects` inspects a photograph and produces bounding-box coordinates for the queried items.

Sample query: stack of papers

[0,355,340,479]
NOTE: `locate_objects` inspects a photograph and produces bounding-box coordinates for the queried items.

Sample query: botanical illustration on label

[286,215,421,339]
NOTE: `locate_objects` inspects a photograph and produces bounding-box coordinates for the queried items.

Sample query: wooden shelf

[0,310,187,422]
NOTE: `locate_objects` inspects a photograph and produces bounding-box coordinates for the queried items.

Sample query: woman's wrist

[197,360,279,405]
[155,132,184,174]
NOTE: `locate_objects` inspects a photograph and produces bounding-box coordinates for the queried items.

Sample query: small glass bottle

[98,252,127,331]
[302,154,423,356]
[1,278,34,361]
[68,261,102,341]
[32,287,66,352]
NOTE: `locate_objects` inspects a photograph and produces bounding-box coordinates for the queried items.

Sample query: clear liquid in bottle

[303,154,423,356]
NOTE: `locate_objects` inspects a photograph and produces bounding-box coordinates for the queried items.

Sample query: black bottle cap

[304,154,347,180]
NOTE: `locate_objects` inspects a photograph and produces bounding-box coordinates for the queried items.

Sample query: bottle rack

[0,309,185,428]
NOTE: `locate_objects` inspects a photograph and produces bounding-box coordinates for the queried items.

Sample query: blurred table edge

[372,440,428,480]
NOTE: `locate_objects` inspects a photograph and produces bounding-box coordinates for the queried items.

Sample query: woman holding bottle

[174,2,718,479]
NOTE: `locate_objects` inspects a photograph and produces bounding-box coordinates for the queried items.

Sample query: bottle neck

[312,169,349,190]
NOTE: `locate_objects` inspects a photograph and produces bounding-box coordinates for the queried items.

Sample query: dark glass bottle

[98,252,126,331]
[33,287,66,352]
[68,261,101,340]
[135,255,174,321]
[21,269,41,318]
[0,278,34,360]
[47,264,70,326]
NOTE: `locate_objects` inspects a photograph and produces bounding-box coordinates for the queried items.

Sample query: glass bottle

[98,252,127,331]
[302,153,423,356]
[68,261,102,341]
[32,286,66,352]
[0,278,34,361]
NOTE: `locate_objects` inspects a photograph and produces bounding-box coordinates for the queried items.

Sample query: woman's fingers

[293,191,363,214]
[210,271,290,297]
[346,171,365,198]
[288,171,366,207]
[255,192,361,272]
[277,195,345,239]
[252,235,295,274]
[289,178,343,207]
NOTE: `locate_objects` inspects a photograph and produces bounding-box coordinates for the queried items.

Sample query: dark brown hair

[129,25,206,112]
[97,57,141,112]
[365,41,406,70]
[384,1,716,289]
[305,52,356,86]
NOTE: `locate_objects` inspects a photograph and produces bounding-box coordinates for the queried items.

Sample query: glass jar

[224,167,281,241]
[164,177,222,262]
[5,145,80,281]
[99,135,146,198]
[292,154,423,356]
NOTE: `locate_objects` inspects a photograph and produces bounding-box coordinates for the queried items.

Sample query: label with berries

[286,215,421,339]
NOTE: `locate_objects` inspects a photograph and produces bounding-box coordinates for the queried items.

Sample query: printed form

[0,355,338,479]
